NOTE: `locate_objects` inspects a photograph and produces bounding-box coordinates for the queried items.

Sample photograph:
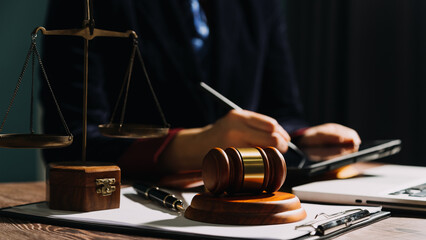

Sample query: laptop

[284,139,401,177]
[292,164,426,212]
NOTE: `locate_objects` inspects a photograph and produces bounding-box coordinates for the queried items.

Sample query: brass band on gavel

[239,148,266,192]
[202,147,287,195]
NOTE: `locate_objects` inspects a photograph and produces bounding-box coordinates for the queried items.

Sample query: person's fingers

[299,123,361,146]
[237,110,291,141]
[339,127,361,145]
[326,124,361,145]
[274,123,292,143]
[301,133,340,146]
[213,110,290,152]
[240,125,289,152]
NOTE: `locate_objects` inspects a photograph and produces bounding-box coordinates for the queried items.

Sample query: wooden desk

[0,181,425,240]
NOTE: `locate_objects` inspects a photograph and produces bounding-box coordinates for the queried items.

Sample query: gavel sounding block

[184,192,306,225]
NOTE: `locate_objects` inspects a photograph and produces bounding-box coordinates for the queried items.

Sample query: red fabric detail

[117,128,182,180]
[290,127,309,138]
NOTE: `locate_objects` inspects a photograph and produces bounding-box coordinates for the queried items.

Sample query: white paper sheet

[3,188,381,240]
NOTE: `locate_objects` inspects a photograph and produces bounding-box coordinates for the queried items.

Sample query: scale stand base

[184,192,306,225]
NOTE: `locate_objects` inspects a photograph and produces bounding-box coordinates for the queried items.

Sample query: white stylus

[199,82,304,156]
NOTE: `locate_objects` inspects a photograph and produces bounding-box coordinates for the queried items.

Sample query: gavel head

[202,147,287,195]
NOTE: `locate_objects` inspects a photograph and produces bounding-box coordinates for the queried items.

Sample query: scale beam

[31,26,138,41]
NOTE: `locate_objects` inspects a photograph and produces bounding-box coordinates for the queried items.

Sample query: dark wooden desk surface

[0,181,425,240]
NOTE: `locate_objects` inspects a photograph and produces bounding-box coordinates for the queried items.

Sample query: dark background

[0,1,48,182]
[0,0,424,182]
[284,0,426,166]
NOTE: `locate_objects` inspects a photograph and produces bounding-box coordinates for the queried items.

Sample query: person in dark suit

[41,0,360,180]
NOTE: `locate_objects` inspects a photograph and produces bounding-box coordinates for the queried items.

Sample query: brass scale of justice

[0,1,169,151]
[0,0,169,212]
[0,0,306,225]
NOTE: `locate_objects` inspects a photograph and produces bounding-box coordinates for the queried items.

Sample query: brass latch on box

[96,178,116,196]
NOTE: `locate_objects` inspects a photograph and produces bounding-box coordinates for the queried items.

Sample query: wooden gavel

[202,147,287,195]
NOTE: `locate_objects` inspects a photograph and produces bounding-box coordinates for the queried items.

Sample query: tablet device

[284,139,401,177]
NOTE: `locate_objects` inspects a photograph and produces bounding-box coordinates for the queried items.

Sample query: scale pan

[98,124,169,138]
[0,134,73,149]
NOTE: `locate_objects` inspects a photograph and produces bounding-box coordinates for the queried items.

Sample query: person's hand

[297,123,361,147]
[158,109,291,172]
[202,109,291,152]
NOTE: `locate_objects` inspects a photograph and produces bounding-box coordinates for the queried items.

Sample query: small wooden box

[47,162,121,212]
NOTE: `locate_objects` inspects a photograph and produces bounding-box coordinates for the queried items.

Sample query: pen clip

[295,208,371,236]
